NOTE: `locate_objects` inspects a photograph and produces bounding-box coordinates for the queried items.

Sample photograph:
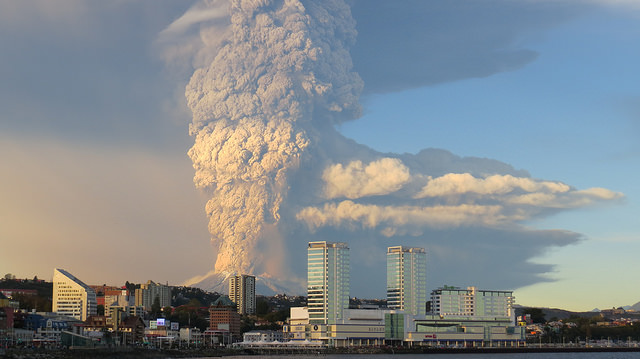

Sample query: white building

[243,330,284,343]
[284,307,386,347]
[52,268,97,321]
[386,246,427,316]
[430,286,514,319]
[229,274,256,315]
[307,241,350,325]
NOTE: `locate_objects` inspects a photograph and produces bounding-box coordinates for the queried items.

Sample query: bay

[207,353,640,359]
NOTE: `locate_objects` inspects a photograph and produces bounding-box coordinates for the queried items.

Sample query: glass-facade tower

[387,246,427,316]
[307,241,350,324]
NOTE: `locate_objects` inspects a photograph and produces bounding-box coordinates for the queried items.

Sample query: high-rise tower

[307,241,350,324]
[386,246,427,316]
[229,274,256,315]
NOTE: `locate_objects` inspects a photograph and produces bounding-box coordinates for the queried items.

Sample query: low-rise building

[179,327,202,346]
[396,286,523,347]
[24,312,82,346]
[284,307,386,347]
[243,329,284,343]
[121,316,146,345]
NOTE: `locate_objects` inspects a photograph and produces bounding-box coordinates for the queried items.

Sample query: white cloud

[416,173,570,198]
[296,171,623,236]
[297,200,509,234]
[323,158,410,199]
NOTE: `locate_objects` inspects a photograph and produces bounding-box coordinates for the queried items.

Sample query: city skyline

[1,1,639,312]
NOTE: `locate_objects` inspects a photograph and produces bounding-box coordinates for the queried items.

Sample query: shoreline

[3,346,640,358]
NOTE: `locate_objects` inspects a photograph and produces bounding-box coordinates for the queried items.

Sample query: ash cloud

[183,0,362,291]
[169,0,623,295]
[349,0,585,94]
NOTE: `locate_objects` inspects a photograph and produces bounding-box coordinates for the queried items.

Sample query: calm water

[213,353,640,359]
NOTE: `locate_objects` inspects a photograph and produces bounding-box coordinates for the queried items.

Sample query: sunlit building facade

[430,286,514,318]
[307,241,349,324]
[52,268,97,321]
[386,246,426,316]
[229,274,256,315]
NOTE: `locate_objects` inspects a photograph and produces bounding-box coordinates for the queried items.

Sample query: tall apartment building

[307,241,350,325]
[386,246,427,316]
[134,280,171,310]
[430,286,514,319]
[52,268,97,321]
[229,274,256,315]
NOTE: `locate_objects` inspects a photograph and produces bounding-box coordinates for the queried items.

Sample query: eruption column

[185,0,362,287]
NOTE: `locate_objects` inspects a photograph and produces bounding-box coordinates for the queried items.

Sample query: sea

[196,353,640,359]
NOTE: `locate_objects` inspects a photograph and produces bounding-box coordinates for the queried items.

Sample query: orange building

[208,296,241,340]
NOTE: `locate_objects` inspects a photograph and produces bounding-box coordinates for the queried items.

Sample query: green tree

[97,304,105,316]
[256,298,270,316]
[151,295,162,319]
[522,308,546,323]
[241,315,256,334]
[163,306,173,317]
[13,293,52,312]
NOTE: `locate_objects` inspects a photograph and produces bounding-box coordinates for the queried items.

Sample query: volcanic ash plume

[185,0,362,289]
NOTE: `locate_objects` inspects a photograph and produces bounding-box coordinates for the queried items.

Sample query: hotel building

[386,246,427,316]
[307,241,350,325]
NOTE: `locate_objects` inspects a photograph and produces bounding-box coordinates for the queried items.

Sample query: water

[211,353,640,359]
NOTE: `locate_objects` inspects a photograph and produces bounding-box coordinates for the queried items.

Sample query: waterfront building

[52,268,97,321]
[284,306,386,347]
[229,274,256,315]
[386,246,427,316]
[389,286,523,347]
[243,329,284,342]
[24,312,82,345]
[397,313,525,347]
[307,241,350,325]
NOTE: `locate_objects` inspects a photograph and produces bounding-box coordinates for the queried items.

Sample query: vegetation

[171,286,220,307]
[165,298,210,332]
[528,314,640,344]
[0,275,53,312]
[521,307,547,323]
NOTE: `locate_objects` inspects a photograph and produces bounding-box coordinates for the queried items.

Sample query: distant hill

[629,301,640,311]
[540,307,599,321]
[514,305,599,322]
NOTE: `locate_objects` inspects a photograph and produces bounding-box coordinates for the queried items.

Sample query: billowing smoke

[184,0,362,291]
[172,0,623,295]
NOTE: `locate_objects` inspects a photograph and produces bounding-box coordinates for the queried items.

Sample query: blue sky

[341,2,640,310]
[0,0,638,311]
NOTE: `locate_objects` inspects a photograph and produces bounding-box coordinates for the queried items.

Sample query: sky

[0,0,638,312]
